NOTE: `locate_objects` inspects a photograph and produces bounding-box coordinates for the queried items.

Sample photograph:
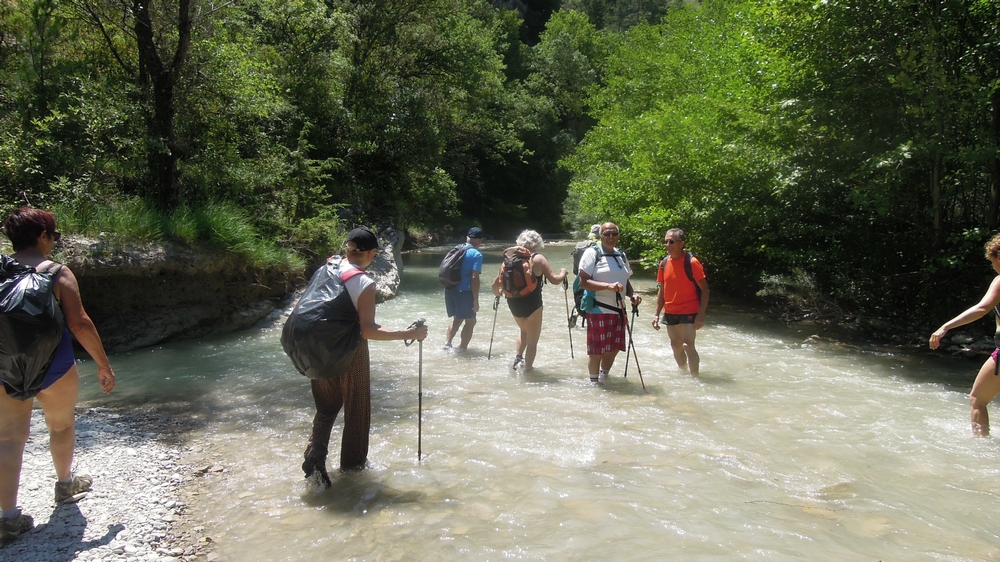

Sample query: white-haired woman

[492,230,567,371]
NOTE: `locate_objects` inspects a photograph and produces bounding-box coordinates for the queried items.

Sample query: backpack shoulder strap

[684,252,702,302]
[683,253,695,281]
[39,261,63,275]
[582,245,603,276]
[341,267,364,282]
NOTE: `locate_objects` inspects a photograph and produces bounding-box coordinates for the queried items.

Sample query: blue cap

[467,227,484,239]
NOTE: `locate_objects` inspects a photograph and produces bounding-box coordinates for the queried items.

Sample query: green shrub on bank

[51,198,307,270]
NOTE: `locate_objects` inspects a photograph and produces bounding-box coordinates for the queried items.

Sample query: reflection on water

[78,241,1000,560]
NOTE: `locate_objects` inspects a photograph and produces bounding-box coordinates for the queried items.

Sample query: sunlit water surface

[77,242,1000,560]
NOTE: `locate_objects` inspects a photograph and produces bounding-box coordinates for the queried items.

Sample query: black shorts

[507,286,543,318]
[661,313,697,325]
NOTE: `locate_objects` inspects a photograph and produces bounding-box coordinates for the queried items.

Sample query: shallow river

[78,241,1000,560]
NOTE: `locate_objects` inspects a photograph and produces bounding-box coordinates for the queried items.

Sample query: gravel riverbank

[0,406,220,562]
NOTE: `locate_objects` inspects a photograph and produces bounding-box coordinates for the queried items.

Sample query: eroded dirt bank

[58,238,300,353]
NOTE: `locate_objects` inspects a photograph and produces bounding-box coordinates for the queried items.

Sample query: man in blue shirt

[444,227,484,352]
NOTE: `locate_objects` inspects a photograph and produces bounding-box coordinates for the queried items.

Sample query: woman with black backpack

[0,208,116,544]
[292,227,428,487]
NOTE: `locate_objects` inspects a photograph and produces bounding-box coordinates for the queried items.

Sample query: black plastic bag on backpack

[281,257,362,380]
[0,255,66,401]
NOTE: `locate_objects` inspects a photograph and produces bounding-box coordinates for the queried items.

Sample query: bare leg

[518,308,543,371]
[970,357,1000,436]
[679,324,699,376]
[666,324,688,371]
[600,350,620,373]
[0,390,34,512]
[446,318,460,345]
[458,318,477,350]
[35,367,80,480]
[587,355,601,380]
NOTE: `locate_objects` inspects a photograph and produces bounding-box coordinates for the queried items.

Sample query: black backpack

[438,243,471,289]
[571,240,597,275]
[281,257,364,380]
[0,256,66,401]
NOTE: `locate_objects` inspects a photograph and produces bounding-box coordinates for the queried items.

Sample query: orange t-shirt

[656,255,705,315]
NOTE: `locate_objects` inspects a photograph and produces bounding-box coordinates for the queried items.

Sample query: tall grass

[51,198,305,270]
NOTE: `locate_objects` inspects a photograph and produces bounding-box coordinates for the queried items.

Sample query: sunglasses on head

[602,231,619,237]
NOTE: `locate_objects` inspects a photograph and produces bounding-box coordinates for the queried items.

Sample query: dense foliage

[2,0,999,330]
[564,0,1000,332]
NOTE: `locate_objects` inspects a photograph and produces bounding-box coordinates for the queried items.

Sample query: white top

[339,259,375,309]
[577,246,632,314]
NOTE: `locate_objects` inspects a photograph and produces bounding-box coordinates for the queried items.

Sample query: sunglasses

[49,231,62,242]
[664,239,679,245]
[602,231,620,237]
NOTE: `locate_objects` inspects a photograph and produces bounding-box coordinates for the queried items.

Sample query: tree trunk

[989,88,1000,229]
[133,0,191,210]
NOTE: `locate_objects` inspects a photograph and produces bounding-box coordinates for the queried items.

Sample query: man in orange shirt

[652,228,710,375]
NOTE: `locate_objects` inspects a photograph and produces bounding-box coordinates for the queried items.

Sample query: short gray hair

[516,229,544,252]
[666,228,686,242]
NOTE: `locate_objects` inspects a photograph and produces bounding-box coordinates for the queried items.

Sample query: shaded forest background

[2,0,999,336]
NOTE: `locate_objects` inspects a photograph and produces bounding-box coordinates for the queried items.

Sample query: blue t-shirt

[456,246,483,291]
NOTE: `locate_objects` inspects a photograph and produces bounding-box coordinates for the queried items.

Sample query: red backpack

[498,246,538,298]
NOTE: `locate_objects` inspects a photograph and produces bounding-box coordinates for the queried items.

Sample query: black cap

[467,227,484,239]
[345,227,381,251]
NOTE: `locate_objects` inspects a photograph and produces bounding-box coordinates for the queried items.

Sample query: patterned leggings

[307,339,371,470]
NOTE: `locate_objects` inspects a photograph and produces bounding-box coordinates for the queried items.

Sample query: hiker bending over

[491,230,568,372]
[0,208,116,544]
[296,227,429,484]
[578,222,641,382]
[652,228,710,376]
[930,233,1000,436]
[443,227,484,352]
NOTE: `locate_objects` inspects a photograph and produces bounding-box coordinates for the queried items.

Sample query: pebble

[0,407,215,561]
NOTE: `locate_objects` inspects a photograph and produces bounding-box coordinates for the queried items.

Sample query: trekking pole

[487,295,500,360]
[405,318,427,460]
[616,293,647,392]
[563,277,574,359]
[624,300,639,379]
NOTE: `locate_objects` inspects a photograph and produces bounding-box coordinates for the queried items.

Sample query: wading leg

[970,356,1000,436]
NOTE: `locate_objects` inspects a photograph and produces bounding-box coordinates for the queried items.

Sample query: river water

[77,241,1000,560]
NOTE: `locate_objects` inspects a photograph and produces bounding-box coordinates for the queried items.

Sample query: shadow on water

[691,370,739,385]
[598,375,664,396]
[301,473,426,515]
[518,368,563,386]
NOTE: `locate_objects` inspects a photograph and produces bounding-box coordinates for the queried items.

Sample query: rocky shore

[0,406,216,562]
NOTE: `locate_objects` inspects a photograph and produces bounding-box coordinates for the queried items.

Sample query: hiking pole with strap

[563,277,574,359]
[616,293,647,392]
[624,300,639,378]
[404,318,426,460]
[487,295,500,360]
